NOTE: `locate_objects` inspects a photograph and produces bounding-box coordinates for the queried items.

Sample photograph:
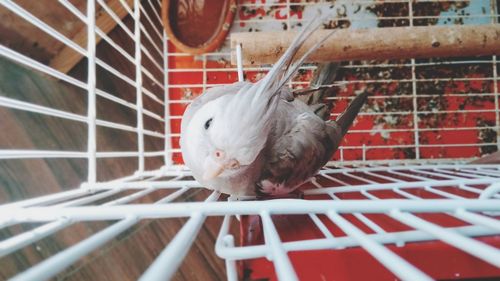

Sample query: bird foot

[256,190,304,200]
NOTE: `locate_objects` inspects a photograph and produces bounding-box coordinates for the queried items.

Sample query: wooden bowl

[162,0,237,55]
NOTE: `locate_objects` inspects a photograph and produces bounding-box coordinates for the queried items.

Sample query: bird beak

[203,163,225,181]
[203,156,240,181]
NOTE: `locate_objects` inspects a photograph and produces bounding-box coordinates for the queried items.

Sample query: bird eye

[204,118,213,130]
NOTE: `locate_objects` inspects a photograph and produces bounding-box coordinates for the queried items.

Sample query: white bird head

[183,81,279,181]
[181,12,335,182]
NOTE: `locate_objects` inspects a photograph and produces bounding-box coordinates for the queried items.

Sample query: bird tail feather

[296,62,339,106]
[310,62,340,90]
[252,12,337,107]
[336,91,368,136]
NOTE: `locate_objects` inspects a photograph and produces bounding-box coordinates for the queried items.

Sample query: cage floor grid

[1,164,500,280]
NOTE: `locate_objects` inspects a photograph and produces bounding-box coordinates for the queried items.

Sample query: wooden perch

[49,0,133,73]
[231,24,500,66]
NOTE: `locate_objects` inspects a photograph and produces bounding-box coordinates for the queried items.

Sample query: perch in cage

[0,0,500,281]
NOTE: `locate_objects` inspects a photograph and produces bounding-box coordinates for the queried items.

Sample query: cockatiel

[180,18,368,196]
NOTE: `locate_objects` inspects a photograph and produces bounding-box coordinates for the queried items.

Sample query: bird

[180,16,368,197]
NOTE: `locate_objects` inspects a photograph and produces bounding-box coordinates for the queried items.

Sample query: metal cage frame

[0,0,499,281]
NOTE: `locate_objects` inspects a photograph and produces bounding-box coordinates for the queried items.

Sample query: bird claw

[228,194,256,201]
[255,190,304,200]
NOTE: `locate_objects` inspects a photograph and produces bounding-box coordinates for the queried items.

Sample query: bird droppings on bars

[217,58,231,68]
[365,1,470,27]
[289,3,305,15]
[432,41,441,48]
[498,0,500,22]
[166,0,499,163]
[366,2,410,27]
[477,119,498,155]
[323,19,351,29]
[412,1,470,26]
[238,3,304,28]
[182,88,193,100]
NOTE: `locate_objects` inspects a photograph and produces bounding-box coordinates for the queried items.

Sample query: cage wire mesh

[0,0,499,280]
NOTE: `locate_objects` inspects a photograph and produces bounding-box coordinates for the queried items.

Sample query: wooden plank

[231,24,500,65]
[49,0,134,73]
[0,0,87,64]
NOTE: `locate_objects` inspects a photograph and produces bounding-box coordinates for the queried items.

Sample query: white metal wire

[134,0,144,173]
[87,0,97,184]
[0,0,499,281]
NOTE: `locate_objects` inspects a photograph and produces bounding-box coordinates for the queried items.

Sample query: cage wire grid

[0,0,499,280]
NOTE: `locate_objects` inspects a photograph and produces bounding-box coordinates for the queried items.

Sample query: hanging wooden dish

[162,0,237,55]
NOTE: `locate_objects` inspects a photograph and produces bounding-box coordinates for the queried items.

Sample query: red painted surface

[166,51,499,280]
[166,2,499,279]
[167,52,497,164]
[239,212,500,281]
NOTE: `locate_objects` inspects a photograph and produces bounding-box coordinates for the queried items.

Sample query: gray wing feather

[295,62,340,105]
[336,91,369,136]
[258,90,367,195]
[294,62,339,120]
[258,101,343,195]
